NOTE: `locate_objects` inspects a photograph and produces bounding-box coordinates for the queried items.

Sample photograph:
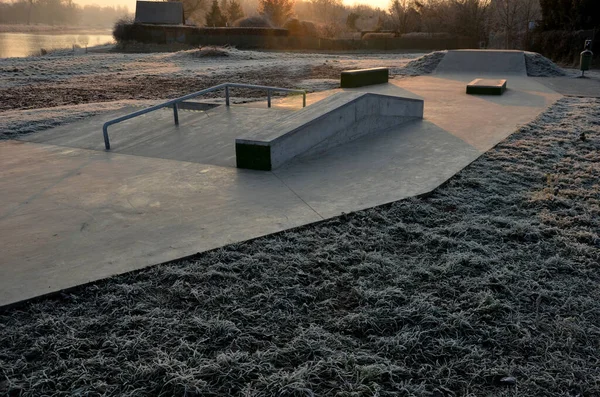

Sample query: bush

[283,18,318,37]
[113,17,134,42]
[401,32,451,39]
[301,21,318,37]
[531,29,598,66]
[316,22,346,39]
[362,32,396,40]
[233,15,273,28]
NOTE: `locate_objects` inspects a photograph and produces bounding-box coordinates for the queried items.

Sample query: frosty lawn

[1,97,598,396]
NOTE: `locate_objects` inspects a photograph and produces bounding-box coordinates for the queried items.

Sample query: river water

[0,32,114,58]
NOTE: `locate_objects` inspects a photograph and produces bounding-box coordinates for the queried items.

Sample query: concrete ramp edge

[236,92,424,170]
[434,50,527,76]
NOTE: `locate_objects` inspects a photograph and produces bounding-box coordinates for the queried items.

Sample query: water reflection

[0,32,114,58]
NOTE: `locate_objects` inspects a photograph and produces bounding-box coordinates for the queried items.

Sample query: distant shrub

[283,18,301,34]
[113,17,134,42]
[196,27,288,36]
[362,32,396,40]
[531,29,598,66]
[194,45,230,57]
[301,21,318,37]
[401,32,451,39]
[233,15,273,28]
[316,22,346,39]
[283,18,318,37]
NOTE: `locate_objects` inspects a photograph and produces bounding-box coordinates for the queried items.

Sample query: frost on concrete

[399,51,447,75]
[1,97,599,396]
[524,52,567,77]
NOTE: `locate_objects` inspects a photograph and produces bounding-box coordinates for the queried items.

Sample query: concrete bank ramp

[236,92,424,170]
[435,50,527,76]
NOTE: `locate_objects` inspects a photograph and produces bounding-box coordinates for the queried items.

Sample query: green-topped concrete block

[341,68,389,88]
[467,79,507,95]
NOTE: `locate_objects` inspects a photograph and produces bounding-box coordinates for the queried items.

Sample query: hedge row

[112,22,478,51]
[114,23,289,43]
[531,29,598,65]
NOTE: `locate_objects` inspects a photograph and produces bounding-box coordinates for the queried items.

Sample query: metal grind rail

[102,83,307,150]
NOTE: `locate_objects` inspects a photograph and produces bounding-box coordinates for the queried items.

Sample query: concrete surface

[237,92,424,170]
[22,106,294,168]
[435,50,527,76]
[534,76,600,98]
[1,73,562,306]
[0,141,322,306]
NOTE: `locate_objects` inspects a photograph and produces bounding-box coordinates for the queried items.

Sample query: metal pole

[302,93,306,108]
[267,89,271,108]
[225,86,230,106]
[173,104,179,126]
[103,125,110,150]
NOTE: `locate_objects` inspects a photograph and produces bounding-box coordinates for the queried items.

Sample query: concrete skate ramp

[435,50,527,76]
[236,92,424,170]
[21,105,295,168]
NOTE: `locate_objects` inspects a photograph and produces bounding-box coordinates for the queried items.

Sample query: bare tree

[492,0,540,48]
[310,0,342,23]
[27,0,36,25]
[226,0,245,24]
[388,0,415,33]
[258,0,294,26]
[450,0,491,41]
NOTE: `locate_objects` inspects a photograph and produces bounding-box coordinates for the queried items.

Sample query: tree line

[0,0,130,27]
[171,0,597,43]
[3,0,595,45]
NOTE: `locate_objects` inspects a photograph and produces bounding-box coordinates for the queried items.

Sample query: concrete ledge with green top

[467,79,507,95]
[340,67,389,88]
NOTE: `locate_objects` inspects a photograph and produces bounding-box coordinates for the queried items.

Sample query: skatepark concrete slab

[533,76,600,98]
[22,106,294,167]
[0,141,323,305]
[0,72,562,306]
[435,50,528,76]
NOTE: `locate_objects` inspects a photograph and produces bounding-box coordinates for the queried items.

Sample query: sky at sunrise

[72,0,384,12]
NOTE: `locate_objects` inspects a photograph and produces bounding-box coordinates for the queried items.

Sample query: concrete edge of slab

[0,149,473,312]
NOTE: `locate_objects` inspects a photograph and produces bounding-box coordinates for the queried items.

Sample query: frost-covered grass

[0,49,419,92]
[0,100,154,139]
[1,97,599,396]
[0,49,422,112]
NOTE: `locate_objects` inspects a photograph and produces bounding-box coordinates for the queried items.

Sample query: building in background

[135,1,185,25]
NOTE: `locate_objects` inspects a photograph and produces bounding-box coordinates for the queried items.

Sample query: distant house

[135,1,185,25]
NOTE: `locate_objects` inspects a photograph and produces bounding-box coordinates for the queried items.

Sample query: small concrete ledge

[236,92,424,170]
[177,101,220,111]
[340,68,389,88]
[466,79,507,95]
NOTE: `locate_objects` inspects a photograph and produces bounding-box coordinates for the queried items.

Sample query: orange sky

[74,0,137,11]
[73,0,383,12]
